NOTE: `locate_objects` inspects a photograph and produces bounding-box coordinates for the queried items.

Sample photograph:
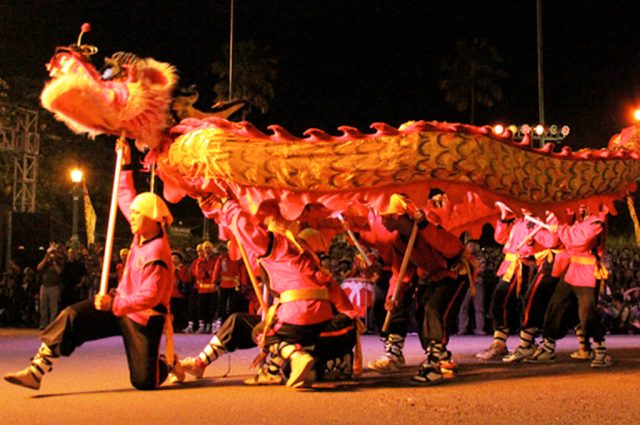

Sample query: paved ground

[1,330,639,424]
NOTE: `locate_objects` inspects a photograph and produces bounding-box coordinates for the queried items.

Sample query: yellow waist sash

[535,248,564,264]
[279,288,330,303]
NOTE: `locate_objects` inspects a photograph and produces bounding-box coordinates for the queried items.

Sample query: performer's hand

[94,293,113,311]
[384,297,397,312]
[424,209,442,226]
[565,208,576,225]
[412,209,425,222]
[115,136,131,166]
[495,201,514,220]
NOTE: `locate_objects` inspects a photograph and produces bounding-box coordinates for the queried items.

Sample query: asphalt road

[1,330,639,425]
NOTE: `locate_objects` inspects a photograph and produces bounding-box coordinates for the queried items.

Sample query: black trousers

[543,279,606,343]
[218,312,356,357]
[521,261,560,329]
[41,299,168,390]
[216,287,242,323]
[490,264,534,331]
[417,276,468,349]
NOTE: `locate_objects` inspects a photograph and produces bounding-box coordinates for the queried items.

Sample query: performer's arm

[494,218,514,244]
[418,221,464,258]
[221,200,270,258]
[558,220,604,248]
[327,279,359,319]
[386,246,416,301]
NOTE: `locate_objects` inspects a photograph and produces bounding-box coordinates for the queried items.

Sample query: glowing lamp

[534,125,545,136]
[634,109,640,122]
[520,124,531,135]
[549,125,558,135]
[493,124,504,135]
[70,168,84,183]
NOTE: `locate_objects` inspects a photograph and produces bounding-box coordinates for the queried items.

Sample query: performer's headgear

[202,241,214,251]
[298,228,329,254]
[380,193,412,216]
[130,192,173,226]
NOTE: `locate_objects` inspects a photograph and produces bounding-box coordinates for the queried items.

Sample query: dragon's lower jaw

[41,75,118,138]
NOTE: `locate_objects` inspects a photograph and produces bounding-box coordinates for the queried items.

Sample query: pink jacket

[557,215,605,287]
[495,218,542,277]
[112,171,174,326]
[221,200,355,325]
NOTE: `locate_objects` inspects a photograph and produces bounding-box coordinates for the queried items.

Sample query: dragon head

[608,125,640,153]
[41,28,177,150]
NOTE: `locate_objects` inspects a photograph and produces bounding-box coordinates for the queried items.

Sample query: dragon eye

[101,66,116,80]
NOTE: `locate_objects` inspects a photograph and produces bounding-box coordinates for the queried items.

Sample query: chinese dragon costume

[40,29,640,238]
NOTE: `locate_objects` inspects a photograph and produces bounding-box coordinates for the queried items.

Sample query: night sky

[3,0,640,146]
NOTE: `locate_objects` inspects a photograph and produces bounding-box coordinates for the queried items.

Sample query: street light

[505,123,570,147]
[70,168,84,246]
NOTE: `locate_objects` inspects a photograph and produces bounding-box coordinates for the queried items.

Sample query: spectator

[171,249,191,331]
[457,241,486,335]
[61,247,88,308]
[37,244,65,329]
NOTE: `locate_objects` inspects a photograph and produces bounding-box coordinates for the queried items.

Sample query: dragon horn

[77,23,91,46]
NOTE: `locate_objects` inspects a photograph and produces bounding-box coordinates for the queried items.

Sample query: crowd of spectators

[2,238,640,335]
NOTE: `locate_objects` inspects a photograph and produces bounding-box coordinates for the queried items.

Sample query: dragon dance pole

[338,214,372,267]
[232,234,269,314]
[98,136,125,295]
[516,224,544,250]
[523,214,552,231]
[381,220,419,333]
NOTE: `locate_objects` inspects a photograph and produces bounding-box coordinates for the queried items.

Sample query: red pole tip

[81,23,91,33]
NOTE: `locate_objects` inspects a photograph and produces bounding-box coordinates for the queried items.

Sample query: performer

[367,194,470,385]
[178,309,357,385]
[526,205,612,367]
[210,199,357,388]
[502,211,563,362]
[4,139,181,390]
[476,205,539,360]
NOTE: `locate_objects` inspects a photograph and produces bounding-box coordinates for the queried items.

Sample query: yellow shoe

[244,368,284,386]
[168,355,186,384]
[287,352,316,388]
[570,349,594,361]
[181,357,206,379]
[4,368,41,390]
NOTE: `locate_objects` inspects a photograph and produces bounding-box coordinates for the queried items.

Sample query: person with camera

[37,245,65,329]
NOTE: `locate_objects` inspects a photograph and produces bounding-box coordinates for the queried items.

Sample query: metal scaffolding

[0,106,40,213]
[1,106,40,270]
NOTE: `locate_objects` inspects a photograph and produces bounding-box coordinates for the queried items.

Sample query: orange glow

[493,124,504,135]
[633,108,640,122]
[70,168,84,183]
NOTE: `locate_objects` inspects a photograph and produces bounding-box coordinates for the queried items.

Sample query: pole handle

[381,220,418,333]
[98,144,124,295]
[338,214,372,267]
